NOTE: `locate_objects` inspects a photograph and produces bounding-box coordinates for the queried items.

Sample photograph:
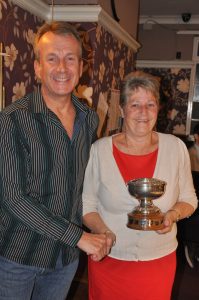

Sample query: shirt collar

[28,88,89,118]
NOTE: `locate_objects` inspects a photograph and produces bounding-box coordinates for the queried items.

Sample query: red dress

[88,144,176,300]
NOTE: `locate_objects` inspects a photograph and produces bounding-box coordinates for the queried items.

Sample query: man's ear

[79,59,83,78]
[34,60,41,81]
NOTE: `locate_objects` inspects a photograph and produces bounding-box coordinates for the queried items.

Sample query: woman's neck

[113,131,158,155]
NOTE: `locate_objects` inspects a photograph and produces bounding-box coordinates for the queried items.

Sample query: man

[0,21,108,300]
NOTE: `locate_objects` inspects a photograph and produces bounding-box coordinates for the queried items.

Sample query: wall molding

[11,0,140,52]
[139,14,199,25]
[136,60,194,69]
[12,0,48,20]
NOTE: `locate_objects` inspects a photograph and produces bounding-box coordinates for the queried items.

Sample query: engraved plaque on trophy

[127,178,166,231]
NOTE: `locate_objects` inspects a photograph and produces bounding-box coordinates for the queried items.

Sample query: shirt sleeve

[0,113,83,248]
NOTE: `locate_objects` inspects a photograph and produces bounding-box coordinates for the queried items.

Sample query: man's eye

[48,57,56,62]
[66,56,76,62]
[131,103,139,108]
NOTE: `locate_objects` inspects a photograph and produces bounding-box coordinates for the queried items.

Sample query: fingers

[105,231,116,254]
[77,231,116,261]
[156,215,174,234]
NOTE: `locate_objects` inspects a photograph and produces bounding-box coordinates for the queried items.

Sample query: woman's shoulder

[158,133,189,154]
[158,132,184,144]
[93,135,113,148]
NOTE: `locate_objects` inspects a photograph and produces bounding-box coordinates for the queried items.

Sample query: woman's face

[121,87,158,138]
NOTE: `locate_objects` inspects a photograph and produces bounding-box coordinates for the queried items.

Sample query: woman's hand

[104,230,116,254]
[156,209,179,234]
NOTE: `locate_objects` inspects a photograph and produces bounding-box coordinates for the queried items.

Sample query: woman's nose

[139,105,148,113]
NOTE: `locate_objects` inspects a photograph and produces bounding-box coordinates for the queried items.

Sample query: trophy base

[127,211,164,231]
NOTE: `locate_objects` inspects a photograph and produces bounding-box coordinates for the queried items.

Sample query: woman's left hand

[156,210,178,234]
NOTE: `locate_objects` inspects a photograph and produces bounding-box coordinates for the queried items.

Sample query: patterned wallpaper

[0,0,135,137]
[137,67,191,135]
[0,0,43,103]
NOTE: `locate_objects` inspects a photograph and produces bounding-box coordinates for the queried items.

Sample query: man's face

[34,32,83,101]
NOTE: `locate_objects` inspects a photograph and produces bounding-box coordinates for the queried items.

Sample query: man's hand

[77,231,108,261]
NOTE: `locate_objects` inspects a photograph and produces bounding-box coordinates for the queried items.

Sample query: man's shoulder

[2,93,32,116]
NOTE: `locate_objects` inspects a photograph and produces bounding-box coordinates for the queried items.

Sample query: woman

[82,71,197,300]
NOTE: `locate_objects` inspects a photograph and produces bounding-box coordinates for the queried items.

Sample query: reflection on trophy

[127,178,166,231]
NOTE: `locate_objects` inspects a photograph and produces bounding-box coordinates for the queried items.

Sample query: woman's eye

[148,103,156,108]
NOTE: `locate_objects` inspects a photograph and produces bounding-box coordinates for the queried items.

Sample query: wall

[1,0,137,137]
[73,22,135,136]
[99,0,139,39]
[137,24,196,61]
[0,0,43,106]
[136,61,192,135]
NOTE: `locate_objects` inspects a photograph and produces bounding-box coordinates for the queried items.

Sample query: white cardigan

[83,133,198,261]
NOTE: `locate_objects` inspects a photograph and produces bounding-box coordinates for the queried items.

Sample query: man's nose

[57,59,67,71]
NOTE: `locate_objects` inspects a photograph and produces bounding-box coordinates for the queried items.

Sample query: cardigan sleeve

[82,144,100,215]
[177,138,198,210]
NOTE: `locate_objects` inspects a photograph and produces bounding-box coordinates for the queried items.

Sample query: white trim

[192,37,199,61]
[177,31,199,35]
[136,60,194,69]
[11,0,48,20]
[98,9,140,52]
[11,1,140,52]
[47,5,102,22]
[139,14,199,25]
[186,64,196,135]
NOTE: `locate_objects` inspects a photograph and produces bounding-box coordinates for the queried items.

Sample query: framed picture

[192,37,199,61]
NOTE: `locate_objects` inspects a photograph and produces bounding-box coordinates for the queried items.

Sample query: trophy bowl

[127,178,166,231]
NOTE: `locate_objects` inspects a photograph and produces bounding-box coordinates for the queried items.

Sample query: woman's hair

[34,21,82,61]
[120,70,160,107]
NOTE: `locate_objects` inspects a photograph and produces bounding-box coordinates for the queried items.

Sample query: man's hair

[120,70,160,108]
[34,21,82,60]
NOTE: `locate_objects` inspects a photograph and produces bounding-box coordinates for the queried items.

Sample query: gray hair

[120,71,160,108]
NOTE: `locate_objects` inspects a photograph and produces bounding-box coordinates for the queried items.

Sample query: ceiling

[41,0,199,25]
[139,0,199,16]
[43,0,199,15]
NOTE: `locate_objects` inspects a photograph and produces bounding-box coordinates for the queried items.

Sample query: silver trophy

[127,178,166,230]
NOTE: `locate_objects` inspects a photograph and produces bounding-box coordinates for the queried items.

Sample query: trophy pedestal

[127,210,164,231]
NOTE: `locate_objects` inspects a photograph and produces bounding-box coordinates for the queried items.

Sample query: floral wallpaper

[0,1,135,137]
[0,0,43,104]
[137,67,191,135]
[73,22,135,136]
